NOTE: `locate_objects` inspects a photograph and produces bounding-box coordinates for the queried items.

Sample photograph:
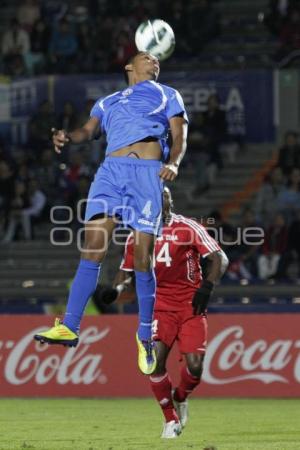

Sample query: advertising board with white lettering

[0,315,299,397]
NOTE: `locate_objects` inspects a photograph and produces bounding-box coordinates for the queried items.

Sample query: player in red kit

[110,187,228,438]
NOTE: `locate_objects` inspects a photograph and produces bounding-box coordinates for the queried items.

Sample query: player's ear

[125,63,133,73]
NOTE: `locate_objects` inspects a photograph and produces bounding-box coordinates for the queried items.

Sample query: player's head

[162,186,173,222]
[124,51,160,85]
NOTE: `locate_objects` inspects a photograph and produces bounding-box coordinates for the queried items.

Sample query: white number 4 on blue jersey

[142,200,152,218]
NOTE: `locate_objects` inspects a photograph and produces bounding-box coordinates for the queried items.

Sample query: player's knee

[81,239,106,263]
[187,358,204,379]
[152,358,166,376]
[134,254,152,271]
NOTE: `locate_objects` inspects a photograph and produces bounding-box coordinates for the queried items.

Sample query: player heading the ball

[34,51,188,376]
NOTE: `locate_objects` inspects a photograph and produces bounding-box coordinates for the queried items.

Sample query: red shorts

[152,309,207,354]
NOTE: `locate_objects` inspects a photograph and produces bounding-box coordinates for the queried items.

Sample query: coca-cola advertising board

[0,315,299,397]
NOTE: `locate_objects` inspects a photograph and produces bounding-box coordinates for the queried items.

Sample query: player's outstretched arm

[52,117,101,154]
[159,116,187,181]
[192,250,229,315]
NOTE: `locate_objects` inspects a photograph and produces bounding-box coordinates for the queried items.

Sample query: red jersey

[120,213,220,311]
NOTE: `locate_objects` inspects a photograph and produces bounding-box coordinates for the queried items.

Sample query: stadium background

[0,0,300,410]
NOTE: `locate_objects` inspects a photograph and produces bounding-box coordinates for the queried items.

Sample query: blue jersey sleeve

[165,88,188,123]
[90,99,104,124]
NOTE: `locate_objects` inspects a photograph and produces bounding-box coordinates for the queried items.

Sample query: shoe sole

[136,334,157,375]
[34,335,78,347]
[138,365,156,375]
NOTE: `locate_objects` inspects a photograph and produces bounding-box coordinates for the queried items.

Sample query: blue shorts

[84,157,164,235]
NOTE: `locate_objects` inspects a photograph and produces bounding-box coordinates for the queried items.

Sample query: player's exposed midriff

[109,138,162,160]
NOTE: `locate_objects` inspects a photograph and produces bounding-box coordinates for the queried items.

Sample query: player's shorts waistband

[104,156,162,167]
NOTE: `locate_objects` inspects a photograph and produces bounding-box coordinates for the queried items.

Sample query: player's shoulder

[171,213,201,226]
[157,82,180,96]
[94,90,121,110]
[144,81,184,104]
[171,214,206,231]
[158,84,186,113]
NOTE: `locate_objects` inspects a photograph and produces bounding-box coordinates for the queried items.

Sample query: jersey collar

[164,213,174,226]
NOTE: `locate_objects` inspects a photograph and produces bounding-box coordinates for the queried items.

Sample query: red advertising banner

[0,315,299,397]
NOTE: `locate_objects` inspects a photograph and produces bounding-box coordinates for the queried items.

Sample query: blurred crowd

[212,130,300,283]
[0,98,97,242]
[264,0,300,65]
[0,0,220,77]
[187,93,242,195]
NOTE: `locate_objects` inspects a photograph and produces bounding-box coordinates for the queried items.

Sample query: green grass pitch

[0,398,299,450]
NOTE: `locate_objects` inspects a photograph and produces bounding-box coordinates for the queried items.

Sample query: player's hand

[99,278,132,304]
[51,128,70,154]
[159,163,178,181]
[99,287,119,305]
[192,280,214,315]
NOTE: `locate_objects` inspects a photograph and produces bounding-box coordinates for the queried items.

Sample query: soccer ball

[135,19,175,61]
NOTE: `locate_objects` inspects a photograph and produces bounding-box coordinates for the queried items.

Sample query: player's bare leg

[133,230,158,374]
[185,353,205,378]
[173,353,205,427]
[149,341,182,438]
[81,215,117,262]
[151,340,170,375]
[34,216,116,346]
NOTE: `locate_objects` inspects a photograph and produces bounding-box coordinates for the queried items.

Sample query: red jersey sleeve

[120,232,134,271]
[186,218,220,257]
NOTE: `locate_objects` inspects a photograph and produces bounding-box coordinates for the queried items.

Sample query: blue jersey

[90,80,188,161]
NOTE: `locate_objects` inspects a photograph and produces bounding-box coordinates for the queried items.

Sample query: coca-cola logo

[203,326,300,384]
[1,323,300,391]
[1,326,110,386]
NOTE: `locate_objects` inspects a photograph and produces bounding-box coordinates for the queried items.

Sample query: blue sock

[63,259,101,334]
[135,269,156,341]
